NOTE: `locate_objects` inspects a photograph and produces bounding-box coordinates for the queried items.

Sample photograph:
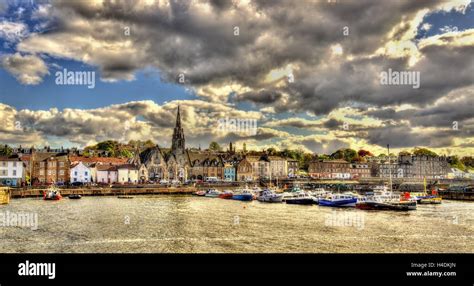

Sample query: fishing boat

[257,189,283,203]
[218,190,234,199]
[418,195,442,204]
[43,187,62,201]
[309,188,330,204]
[281,185,303,201]
[416,179,442,204]
[356,195,417,211]
[356,145,416,211]
[0,187,10,205]
[318,194,357,207]
[285,191,315,205]
[204,189,222,198]
[232,189,254,201]
[68,194,82,199]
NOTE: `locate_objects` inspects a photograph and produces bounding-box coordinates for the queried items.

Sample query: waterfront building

[308,159,351,179]
[223,162,236,181]
[96,165,118,184]
[0,156,25,186]
[349,163,371,179]
[287,159,299,178]
[397,155,449,179]
[69,162,91,183]
[268,156,288,179]
[447,168,470,179]
[236,157,253,181]
[32,152,70,185]
[247,155,270,179]
[117,164,139,184]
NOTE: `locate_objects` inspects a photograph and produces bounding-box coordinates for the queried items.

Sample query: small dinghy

[117,195,134,199]
[68,194,82,199]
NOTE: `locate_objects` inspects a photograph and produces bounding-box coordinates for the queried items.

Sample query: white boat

[319,194,357,207]
[204,189,222,198]
[257,189,283,203]
[285,191,316,205]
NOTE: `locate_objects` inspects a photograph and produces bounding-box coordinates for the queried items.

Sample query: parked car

[159,179,169,184]
[71,182,84,187]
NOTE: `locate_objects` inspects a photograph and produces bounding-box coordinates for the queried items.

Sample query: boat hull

[257,196,283,203]
[285,198,314,205]
[232,194,254,201]
[356,201,416,211]
[218,193,233,199]
[319,198,357,207]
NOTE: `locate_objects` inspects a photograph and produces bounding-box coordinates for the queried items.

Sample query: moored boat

[318,194,357,207]
[117,195,134,199]
[0,187,10,205]
[418,195,442,204]
[218,190,234,199]
[194,190,206,196]
[44,187,62,201]
[257,189,283,203]
[204,189,222,198]
[285,192,315,205]
[232,189,254,201]
[68,194,82,199]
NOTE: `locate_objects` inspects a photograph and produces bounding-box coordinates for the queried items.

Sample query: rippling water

[0,196,473,253]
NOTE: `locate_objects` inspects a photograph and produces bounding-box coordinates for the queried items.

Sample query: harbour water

[0,196,473,253]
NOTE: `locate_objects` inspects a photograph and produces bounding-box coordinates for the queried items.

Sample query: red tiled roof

[69,156,127,165]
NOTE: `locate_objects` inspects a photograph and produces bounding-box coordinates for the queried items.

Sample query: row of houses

[308,155,468,180]
[0,150,299,186]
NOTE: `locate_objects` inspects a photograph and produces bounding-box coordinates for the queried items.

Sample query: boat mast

[387,144,393,193]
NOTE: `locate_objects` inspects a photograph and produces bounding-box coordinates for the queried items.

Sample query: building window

[59,162,65,167]
[13,170,17,176]
[47,170,52,176]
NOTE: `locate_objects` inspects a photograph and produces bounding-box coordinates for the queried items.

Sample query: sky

[0,0,473,156]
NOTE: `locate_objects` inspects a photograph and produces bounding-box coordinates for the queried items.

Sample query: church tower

[171,105,185,155]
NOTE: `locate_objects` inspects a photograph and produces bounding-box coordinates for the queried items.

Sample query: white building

[70,162,91,183]
[447,168,470,179]
[117,164,139,184]
[268,156,288,179]
[0,156,25,187]
[96,165,118,184]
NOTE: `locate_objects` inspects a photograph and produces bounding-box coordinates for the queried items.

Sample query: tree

[267,147,277,155]
[358,149,373,157]
[399,150,411,156]
[413,147,437,157]
[448,155,466,171]
[0,145,13,156]
[331,148,358,162]
[209,142,221,151]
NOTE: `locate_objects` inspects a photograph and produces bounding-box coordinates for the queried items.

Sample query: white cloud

[1,53,49,85]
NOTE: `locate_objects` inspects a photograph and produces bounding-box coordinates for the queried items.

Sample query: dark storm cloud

[365,125,455,148]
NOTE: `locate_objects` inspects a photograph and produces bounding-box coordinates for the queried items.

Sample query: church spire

[176,105,182,129]
[171,106,185,155]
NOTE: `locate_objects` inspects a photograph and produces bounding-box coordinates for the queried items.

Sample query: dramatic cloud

[0,0,473,155]
[1,53,49,84]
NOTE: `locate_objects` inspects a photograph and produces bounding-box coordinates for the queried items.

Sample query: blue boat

[318,194,357,207]
[232,189,254,201]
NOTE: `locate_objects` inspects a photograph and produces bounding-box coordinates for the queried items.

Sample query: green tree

[209,141,221,151]
[331,148,358,162]
[0,145,13,156]
[413,147,437,157]
[267,147,277,155]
